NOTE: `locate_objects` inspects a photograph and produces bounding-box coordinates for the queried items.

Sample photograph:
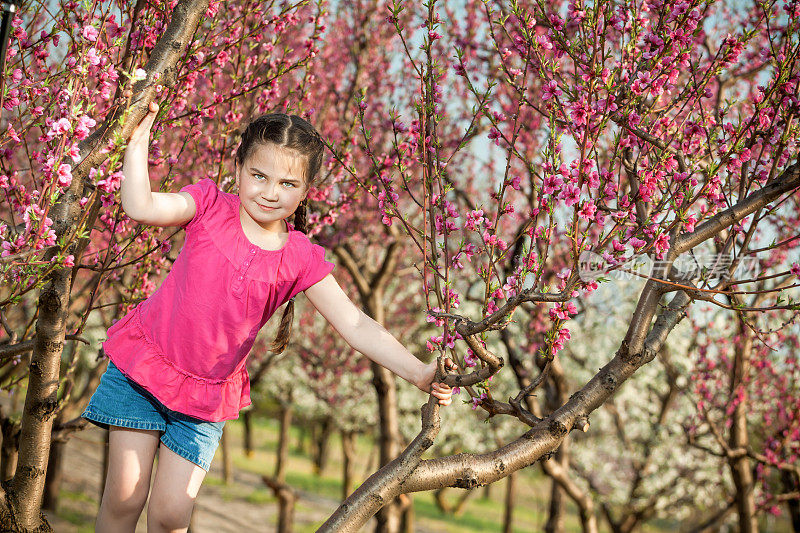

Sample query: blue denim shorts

[81,360,226,471]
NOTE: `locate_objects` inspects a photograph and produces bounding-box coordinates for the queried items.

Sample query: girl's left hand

[419,358,457,406]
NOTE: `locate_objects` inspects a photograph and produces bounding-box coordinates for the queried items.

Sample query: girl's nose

[262,182,279,200]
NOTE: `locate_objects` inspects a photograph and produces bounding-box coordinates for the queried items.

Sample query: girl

[81,100,455,533]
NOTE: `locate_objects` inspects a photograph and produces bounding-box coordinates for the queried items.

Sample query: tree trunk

[0,416,19,482]
[781,470,800,532]
[295,424,307,455]
[263,476,296,533]
[221,425,233,484]
[728,323,758,533]
[275,404,292,484]
[503,472,516,533]
[312,417,333,475]
[243,410,254,458]
[341,430,356,500]
[432,487,474,515]
[399,494,414,533]
[362,438,378,479]
[5,270,71,531]
[544,447,566,533]
[372,363,401,533]
[41,438,65,512]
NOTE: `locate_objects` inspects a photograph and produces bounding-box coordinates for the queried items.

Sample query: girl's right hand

[128,100,159,145]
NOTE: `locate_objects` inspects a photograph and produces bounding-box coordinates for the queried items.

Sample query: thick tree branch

[398,291,691,493]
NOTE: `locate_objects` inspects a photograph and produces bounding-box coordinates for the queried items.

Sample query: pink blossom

[86,48,101,66]
[462,242,477,261]
[75,115,96,140]
[791,262,800,279]
[56,164,72,188]
[82,25,99,41]
[465,209,485,230]
[97,171,123,193]
[578,201,597,220]
[549,301,578,321]
[471,391,488,410]
[426,307,445,327]
[542,174,562,195]
[570,101,588,126]
[630,237,647,249]
[483,230,508,251]
[451,252,464,269]
[654,232,671,258]
[67,144,81,162]
[7,124,21,143]
[48,118,71,139]
[4,89,20,109]
[502,275,518,297]
[541,80,562,101]
[464,349,478,367]
[560,183,581,207]
[684,214,697,233]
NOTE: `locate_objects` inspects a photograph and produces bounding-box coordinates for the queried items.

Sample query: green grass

[55,490,99,533]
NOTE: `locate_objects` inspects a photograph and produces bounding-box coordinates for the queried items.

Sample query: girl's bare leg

[95,427,160,533]
[146,443,208,533]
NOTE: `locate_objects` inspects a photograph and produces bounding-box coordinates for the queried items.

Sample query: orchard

[0,0,798,532]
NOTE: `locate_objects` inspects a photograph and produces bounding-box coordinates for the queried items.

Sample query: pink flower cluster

[549,301,577,321]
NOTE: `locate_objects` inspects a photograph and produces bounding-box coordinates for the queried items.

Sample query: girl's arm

[120,100,196,227]
[304,273,453,406]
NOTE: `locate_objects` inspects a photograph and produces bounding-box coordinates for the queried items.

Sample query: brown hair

[235,113,324,354]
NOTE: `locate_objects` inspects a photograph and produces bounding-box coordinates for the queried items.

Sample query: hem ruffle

[101,307,251,422]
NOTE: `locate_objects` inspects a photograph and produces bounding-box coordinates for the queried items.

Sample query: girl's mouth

[257,204,277,210]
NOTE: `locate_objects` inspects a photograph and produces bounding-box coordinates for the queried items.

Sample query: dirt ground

[42,424,376,532]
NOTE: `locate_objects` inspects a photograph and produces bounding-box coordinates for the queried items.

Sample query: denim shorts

[81,360,226,471]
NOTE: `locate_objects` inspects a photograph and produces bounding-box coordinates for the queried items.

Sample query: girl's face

[235,143,309,234]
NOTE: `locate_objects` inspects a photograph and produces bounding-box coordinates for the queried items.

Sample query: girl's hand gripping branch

[119,98,197,228]
[417,358,457,406]
[129,100,160,145]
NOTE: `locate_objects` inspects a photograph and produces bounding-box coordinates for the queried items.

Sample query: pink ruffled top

[102,178,334,422]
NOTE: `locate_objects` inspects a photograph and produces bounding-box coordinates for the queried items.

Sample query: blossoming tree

[1,0,799,531]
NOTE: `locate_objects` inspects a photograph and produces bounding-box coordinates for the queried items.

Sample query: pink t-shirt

[102,178,334,422]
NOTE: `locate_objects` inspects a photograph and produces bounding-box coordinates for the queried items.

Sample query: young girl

[81,100,455,533]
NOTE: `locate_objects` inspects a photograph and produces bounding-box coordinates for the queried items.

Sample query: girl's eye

[254,174,266,180]
[282,182,296,188]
